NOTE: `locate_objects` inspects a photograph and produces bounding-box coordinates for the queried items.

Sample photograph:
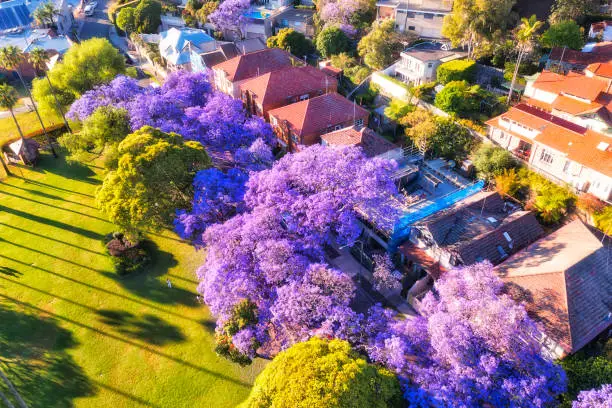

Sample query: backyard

[0,153,265,407]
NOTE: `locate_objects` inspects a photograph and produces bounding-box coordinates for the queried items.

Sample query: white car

[84,2,97,16]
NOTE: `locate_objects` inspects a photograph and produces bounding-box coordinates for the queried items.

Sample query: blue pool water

[243,10,265,19]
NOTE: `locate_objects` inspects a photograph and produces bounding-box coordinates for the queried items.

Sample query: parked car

[84,2,97,16]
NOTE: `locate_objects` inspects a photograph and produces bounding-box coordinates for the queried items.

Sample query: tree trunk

[0,148,11,177]
[0,389,16,408]
[507,48,524,104]
[15,70,57,157]
[44,72,71,134]
[9,108,25,142]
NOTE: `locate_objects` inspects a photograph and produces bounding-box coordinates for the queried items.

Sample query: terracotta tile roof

[268,93,370,137]
[532,70,609,102]
[321,126,397,157]
[496,220,612,355]
[399,243,447,279]
[321,65,342,77]
[239,66,337,108]
[549,43,612,66]
[552,94,602,115]
[586,61,612,79]
[212,48,294,82]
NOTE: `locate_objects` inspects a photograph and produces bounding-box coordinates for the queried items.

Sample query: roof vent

[497,246,508,259]
[487,217,497,223]
[597,141,610,151]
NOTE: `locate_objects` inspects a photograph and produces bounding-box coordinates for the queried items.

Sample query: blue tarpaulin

[388,180,485,250]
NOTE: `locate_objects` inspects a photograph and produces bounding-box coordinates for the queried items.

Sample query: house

[523,70,612,134]
[159,28,217,71]
[272,7,315,39]
[589,20,612,41]
[375,0,453,39]
[239,65,337,120]
[495,220,612,359]
[321,126,399,158]
[401,191,543,307]
[211,48,295,98]
[0,0,33,34]
[547,42,612,72]
[267,92,370,151]
[381,43,465,87]
[486,103,612,202]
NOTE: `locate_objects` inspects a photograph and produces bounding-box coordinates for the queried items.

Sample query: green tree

[494,168,520,198]
[508,15,543,103]
[116,7,137,34]
[330,52,357,70]
[32,1,59,28]
[541,20,584,50]
[429,116,476,162]
[560,353,612,407]
[267,28,314,58]
[402,108,437,153]
[549,0,596,24]
[384,98,413,122]
[472,144,516,179]
[436,59,476,84]
[134,0,162,34]
[96,126,210,238]
[594,205,612,234]
[442,0,517,58]
[0,46,52,154]
[239,338,403,408]
[196,1,218,25]
[0,84,21,175]
[58,106,130,162]
[357,19,407,70]
[434,80,481,117]
[32,38,125,116]
[28,47,72,135]
[316,26,351,58]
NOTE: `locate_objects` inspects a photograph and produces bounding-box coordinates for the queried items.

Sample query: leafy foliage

[429,117,477,162]
[434,80,489,118]
[32,38,126,116]
[366,262,567,407]
[96,126,210,237]
[116,7,137,33]
[133,0,162,33]
[593,205,612,234]
[240,338,404,408]
[541,21,584,50]
[549,0,596,24]
[384,99,414,123]
[266,28,314,57]
[357,19,407,70]
[214,299,260,365]
[561,354,612,407]
[494,168,520,198]
[104,232,151,276]
[472,144,516,179]
[436,59,476,84]
[318,0,374,34]
[316,26,351,57]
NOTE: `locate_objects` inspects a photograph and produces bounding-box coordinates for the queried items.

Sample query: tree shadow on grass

[102,240,199,307]
[96,309,186,346]
[37,153,100,185]
[199,319,217,334]
[0,266,22,278]
[0,303,95,407]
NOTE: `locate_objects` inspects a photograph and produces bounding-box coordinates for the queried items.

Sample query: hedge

[437,60,476,84]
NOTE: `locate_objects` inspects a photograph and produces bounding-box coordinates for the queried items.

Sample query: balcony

[513,148,532,162]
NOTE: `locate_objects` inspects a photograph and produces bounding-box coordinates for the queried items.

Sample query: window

[355,118,364,127]
[406,12,415,18]
[299,94,309,101]
[428,63,433,68]
[334,124,343,130]
[563,160,571,174]
[424,13,434,19]
[539,149,554,164]
[408,26,416,31]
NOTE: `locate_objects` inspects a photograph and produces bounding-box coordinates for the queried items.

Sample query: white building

[375,0,452,39]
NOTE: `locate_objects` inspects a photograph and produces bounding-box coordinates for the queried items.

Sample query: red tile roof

[212,48,294,82]
[321,126,397,157]
[239,66,337,109]
[549,43,612,66]
[268,93,370,137]
[496,221,612,355]
[399,243,447,279]
[489,104,612,177]
[586,61,612,79]
[531,70,609,102]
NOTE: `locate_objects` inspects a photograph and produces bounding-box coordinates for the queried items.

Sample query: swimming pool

[243,10,268,19]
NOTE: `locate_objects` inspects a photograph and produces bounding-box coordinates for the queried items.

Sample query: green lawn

[0,110,64,147]
[0,153,264,407]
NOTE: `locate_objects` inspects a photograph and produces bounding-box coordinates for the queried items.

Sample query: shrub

[593,205,612,233]
[214,299,260,366]
[434,80,481,117]
[104,232,151,276]
[576,193,606,215]
[316,26,351,57]
[494,168,520,198]
[384,98,414,122]
[472,144,516,179]
[521,169,575,225]
[560,354,612,407]
[436,59,477,84]
[411,81,436,102]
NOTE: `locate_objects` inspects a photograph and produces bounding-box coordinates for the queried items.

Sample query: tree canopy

[240,338,403,408]
[541,20,584,50]
[316,26,351,58]
[436,59,476,84]
[549,0,596,24]
[133,0,162,33]
[116,7,137,33]
[266,28,314,58]
[434,80,488,117]
[472,144,516,180]
[32,38,125,116]
[96,126,210,237]
[357,19,406,70]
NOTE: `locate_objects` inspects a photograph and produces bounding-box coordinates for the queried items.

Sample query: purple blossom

[573,384,612,408]
[232,327,258,358]
[67,75,142,120]
[372,253,402,293]
[208,0,249,37]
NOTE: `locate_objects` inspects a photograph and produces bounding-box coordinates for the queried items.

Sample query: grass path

[0,153,264,407]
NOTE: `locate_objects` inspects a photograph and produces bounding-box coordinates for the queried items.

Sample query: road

[78,0,112,41]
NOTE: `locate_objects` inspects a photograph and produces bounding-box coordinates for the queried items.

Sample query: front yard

[0,153,264,407]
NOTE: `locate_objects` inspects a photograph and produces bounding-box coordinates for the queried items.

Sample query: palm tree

[0,46,55,157]
[507,15,543,103]
[29,47,71,135]
[0,84,24,175]
[32,2,59,28]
